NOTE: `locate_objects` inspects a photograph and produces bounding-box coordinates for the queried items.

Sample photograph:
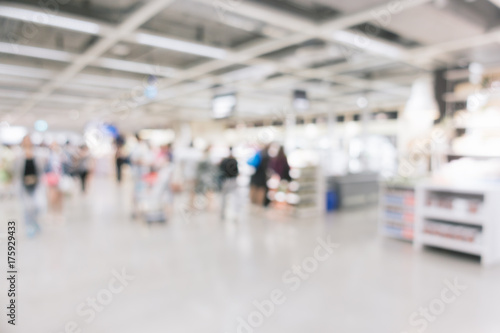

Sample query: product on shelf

[423,220,481,244]
[380,183,415,241]
[425,192,484,216]
[414,181,500,265]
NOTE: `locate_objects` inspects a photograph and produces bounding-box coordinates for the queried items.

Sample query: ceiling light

[220,64,276,83]
[0,5,101,35]
[0,89,29,99]
[74,74,141,89]
[404,77,439,128]
[92,58,177,77]
[34,119,48,132]
[46,95,89,104]
[0,42,74,62]
[468,62,484,85]
[0,44,176,77]
[132,32,227,59]
[0,64,53,79]
[356,97,368,108]
[331,30,404,59]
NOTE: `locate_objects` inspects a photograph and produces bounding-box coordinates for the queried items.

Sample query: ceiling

[1,0,500,130]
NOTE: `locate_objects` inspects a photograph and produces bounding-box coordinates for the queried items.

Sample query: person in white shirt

[130,133,153,219]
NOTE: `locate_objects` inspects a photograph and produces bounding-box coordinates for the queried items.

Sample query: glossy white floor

[1,177,500,333]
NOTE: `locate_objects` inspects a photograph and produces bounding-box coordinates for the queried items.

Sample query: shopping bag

[142,172,158,186]
[58,175,75,194]
[44,172,60,186]
[247,152,261,168]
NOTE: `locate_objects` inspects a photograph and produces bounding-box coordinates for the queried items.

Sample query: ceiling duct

[441,0,500,30]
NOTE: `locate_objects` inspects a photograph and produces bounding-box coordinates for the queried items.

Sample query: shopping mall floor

[1,178,500,333]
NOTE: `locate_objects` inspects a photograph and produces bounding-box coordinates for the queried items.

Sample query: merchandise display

[288,166,323,217]
[379,181,415,241]
[327,173,379,208]
[414,182,500,266]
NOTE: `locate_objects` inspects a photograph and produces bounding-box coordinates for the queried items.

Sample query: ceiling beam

[6,0,177,123]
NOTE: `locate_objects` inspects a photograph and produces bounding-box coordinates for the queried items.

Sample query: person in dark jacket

[219,147,239,220]
[249,145,270,206]
[270,146,291,181]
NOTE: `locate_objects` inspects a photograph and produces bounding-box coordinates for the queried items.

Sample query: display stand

[327,173,379,208]
[414,181,500,266]
[289,166,324,218]
[379,181,415,241]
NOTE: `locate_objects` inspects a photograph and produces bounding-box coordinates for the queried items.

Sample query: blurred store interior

[2,0,500,332]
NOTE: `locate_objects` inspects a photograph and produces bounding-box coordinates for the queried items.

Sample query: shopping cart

[138,171,168,223]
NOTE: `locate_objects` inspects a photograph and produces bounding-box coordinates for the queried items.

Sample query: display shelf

[288,166,324,218]
[423,207,484,226]
[414,181,500,266]
[419,234,482,256]
[379,181,416,242]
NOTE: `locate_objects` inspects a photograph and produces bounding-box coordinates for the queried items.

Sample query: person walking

[194,146,216,211]
[130,133,153,219]
[219,146,239,220]
[114,135,126,184]
[46,142,65,218]
[15,136,46,237]
[76,144,92,193]
[249,145,270,206]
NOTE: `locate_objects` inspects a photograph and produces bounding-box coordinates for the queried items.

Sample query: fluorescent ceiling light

[92,58,177,77]
[0,64,53,79]
[221,64,276,83]
[0,90,30,99]
[0,43,177,77]
[331,30,404,59]
[0,42,74,62]
[133,32,227,59]
[46,95,90,104]
[0,5,101,35]
[60,84,123,95]
[0,99,22,106]
[74,74,141,89]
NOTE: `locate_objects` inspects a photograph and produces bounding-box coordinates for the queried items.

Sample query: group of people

[118,135,291,223]
[2,131,293,237]
[3,136,93,237]
[120,134,241,222]
[249,144,291,207]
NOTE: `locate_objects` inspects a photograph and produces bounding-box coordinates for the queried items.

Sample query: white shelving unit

[379,181,415,241]
[290,166,324,218]
[414,181,500,266]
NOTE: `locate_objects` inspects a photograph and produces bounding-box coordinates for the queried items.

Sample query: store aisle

[1,177,500,333]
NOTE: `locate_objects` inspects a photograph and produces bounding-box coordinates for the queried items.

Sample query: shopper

[194,146,216,211]
[149,144,175,222]
[0,144,15,199]
[249,144,271,206]
[46,142,65,218]
[270,145,291,182]
[15,136,46,237]
[114,135,126,184]
[62,140,78,177]
[177,142,202,206]
[130,133,153,218]
[76,144,92,193]
[219,146,239,220]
